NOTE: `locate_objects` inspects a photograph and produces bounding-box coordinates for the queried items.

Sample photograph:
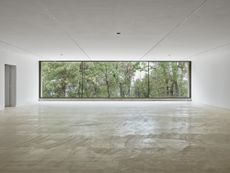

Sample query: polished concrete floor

[0,102,230,173]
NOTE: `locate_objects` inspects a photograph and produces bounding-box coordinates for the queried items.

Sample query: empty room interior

[0,0,230,172]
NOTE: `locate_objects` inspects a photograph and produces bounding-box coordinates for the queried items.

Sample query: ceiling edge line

[189,42,230,58]
[139,0,208,60]
[38,1,93,61]
[0,39,43,58]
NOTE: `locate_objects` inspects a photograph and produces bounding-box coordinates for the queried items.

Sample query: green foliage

[149,62,189,97]
[41,61,190,98]
[41,62,82,98]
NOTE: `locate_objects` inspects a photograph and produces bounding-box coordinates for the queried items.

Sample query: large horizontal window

[39,61,191,99]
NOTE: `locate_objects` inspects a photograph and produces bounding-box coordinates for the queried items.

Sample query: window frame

[39,61,192,100]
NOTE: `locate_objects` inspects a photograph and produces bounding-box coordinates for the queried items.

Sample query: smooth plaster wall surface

[192,49,230,109]
[0,51,38,110]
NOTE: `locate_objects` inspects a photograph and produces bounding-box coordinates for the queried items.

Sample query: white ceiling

[0,0,230,60]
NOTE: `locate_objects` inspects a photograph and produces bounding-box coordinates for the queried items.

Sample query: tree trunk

[93,84,97,97]
[127,80,131,96]
[105,67,110,98]
[165,79,169,95]
[78,81,81,97]
[119,83,123,97]
[170,81,178,96]
[106,80,110,98]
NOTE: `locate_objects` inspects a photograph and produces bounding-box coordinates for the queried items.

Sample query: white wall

[192,48,230,109]
[1,45,230,110]
[0,51,38,110]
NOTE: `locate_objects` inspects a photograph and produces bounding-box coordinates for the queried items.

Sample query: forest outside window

[39,61,191,99]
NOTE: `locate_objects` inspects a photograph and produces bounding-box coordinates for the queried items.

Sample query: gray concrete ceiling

[0,0,230,60]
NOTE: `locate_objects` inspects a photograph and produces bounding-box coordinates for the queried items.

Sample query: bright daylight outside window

[40,61,191,99]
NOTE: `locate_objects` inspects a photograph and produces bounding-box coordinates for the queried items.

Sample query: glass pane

[149,62,190,98]
[40,61,191,99]
[131,62,149,98]
[83,62,112,98]
[40,62,82,98]
[83,62,149,98]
